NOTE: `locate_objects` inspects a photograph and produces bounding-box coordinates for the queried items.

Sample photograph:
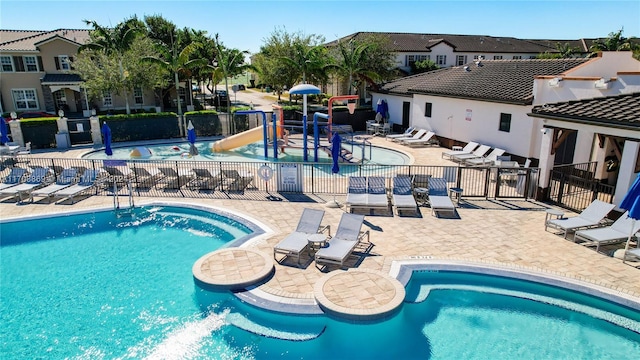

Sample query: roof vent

[463,66,470,72]
[475,60,482,67]
[594,78,609,89]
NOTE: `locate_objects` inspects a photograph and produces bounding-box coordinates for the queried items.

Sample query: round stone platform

[193,248,274,290]
[314,269,405,320]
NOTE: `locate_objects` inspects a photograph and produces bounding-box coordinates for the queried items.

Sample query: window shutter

[69,56,75,70]
[37,56,44,71]
[13,56,25,72]
[54,56,60,70]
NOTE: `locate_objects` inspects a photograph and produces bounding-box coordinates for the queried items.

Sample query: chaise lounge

[573,211,640,253]
[427,177,456,217]
[545,199,615,239]
[273,208,330,267]
[391,176,419,215]
[315,213,370,269]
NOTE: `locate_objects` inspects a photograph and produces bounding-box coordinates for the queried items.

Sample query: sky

[1,0,639,55]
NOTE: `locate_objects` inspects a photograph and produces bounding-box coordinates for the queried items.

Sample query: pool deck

[2,136,639,319]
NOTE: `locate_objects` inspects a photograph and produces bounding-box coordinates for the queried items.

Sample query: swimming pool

[82,140,411,165]
[2,206,639,359]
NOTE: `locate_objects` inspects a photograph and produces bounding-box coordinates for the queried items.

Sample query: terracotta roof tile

[0,29,90,52]
[379,58,590,104]
[531,92,640,128]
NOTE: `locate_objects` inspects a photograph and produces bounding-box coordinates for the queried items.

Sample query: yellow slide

[211,126,274,152]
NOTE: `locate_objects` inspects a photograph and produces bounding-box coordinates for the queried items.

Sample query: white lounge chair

[391,128,426,143]
[315,213,370,269]
[273,208,330,267]
[442,142,479,160]
[574,212,640,253]
[345,176,368,213]
[386,127,416,141]
[158,167,193,190]
[0,167,28,191]
[0,167,52,203]
[401,131,439,147]
[29,168,78,203]
[365,176,390,213]
[450,144,491,163]
[392,176,418,215]
[428,177,456,217]
[545,199,615,239]
[54,169,100,204]
[222,169,253,192]
[131,166,163,189]
[464,148,506,166]
[189,168,222,191]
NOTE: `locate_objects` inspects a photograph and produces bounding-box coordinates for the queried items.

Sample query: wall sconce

[594,78,609,89]
[10,112,17,121]
[91,109,97,116]
[58,109,65,118]
[548,77,562,87]
[541,128,550,135]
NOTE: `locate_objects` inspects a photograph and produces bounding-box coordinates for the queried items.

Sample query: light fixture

[548,77,562,87]
[594,78,609,89]
[91,109,97,116]
[541,128,549,135]
[58,109,65,117]
[10,112,17,121]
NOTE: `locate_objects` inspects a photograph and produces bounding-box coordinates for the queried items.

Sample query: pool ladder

[113,180,135,216]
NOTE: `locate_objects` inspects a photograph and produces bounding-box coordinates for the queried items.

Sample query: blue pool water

[82,140,411,165]
[2,207,639,359]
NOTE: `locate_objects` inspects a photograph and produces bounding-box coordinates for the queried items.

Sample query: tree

[79,17,145,114]
[328,39,379,95]
[142,17,206,117]
[412,59,439,74]
[211,33,252,111]
[555,42,579,58]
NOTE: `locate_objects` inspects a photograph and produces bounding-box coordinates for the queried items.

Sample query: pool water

[2,207,639,359]
[83,141,411,165]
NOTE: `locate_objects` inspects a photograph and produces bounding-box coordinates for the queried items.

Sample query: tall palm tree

[555,42,579,58]
[143,35,205,117]
[329,39,380,95]
[212,34,252,111]
[589,29,638,54]
[80,18,143,114]
[280,43,328,84]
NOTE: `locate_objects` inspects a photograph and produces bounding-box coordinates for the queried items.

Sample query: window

[53,90,67,110]
[456,55,467,66]
[24,56,38,71]
[512,55,522,60]
[57,55,71,70]
[12,89,39,110]
[529,55,537,59]
[493,55,503,60]
[102,91,112,107]
[425,102,433,117]
[436,55,446,66]
[406,55,430,67]
[499,113,511,132]
[134,86,144,104]
[1,56,13,72]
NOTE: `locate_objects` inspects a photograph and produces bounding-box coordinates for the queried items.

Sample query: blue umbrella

[376,99,388,121]
[327,132,342,208]
[0,117,9,145]
[620,173,640,261]
[101,122,112,156]
[331,132,342,174]
[187,120,198,156]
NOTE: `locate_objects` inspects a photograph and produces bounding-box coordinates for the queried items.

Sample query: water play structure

[209,91,361,163]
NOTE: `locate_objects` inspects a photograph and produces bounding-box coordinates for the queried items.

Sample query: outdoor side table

[545,208,564,224]
[449,187,463,207]
[307,233,327,254]
[413,187,428,206]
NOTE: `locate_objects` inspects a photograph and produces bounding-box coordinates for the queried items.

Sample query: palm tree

[80,18,143,114]
[329,39,380,95]
[143,35,205,117]
[212,34,252,111]
[589,29,639,54]
[555,42,579,58]
[280,43,328,84]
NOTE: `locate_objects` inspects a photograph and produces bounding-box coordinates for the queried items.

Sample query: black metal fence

[0,156,539,204]
[548,162,615,212]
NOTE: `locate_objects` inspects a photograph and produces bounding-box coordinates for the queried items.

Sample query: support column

[536,128,555,200]
[8,120,24,147]
[613,140,639,206]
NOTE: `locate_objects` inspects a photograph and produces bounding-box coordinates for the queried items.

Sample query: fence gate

[547,162,615,212]
[66,118,92,145]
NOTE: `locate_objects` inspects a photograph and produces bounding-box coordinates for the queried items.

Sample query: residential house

[370,51,640,199]
[0,29,163,116]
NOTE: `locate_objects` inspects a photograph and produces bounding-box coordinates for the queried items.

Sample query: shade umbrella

[620,173,640,262]
[327,132,342,208]
[288,83,321,162]
[376,99,388,122]
[101,122,112,156]
[0,117,9,145]
[187,120,198,156]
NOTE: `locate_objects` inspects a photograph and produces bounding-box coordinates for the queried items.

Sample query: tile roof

[328,32,594,54]
[530,92,640,129]
[0,29,90,52]
[378,58,590,104]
